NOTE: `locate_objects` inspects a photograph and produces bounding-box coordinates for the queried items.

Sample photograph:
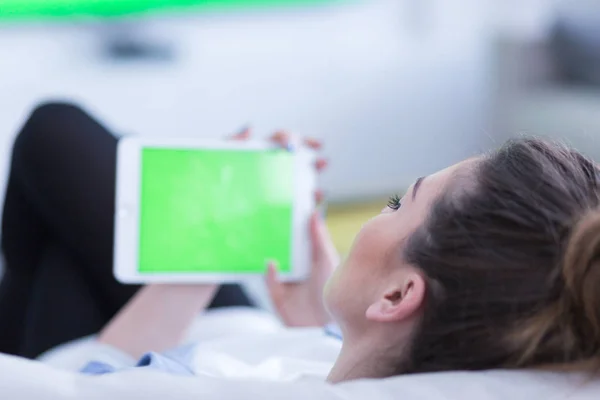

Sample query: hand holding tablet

[113,129,325,284]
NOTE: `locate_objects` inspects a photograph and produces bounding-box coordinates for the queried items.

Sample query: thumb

[310,211,332,254]
[265,261,285,304]
[310,211,340,267]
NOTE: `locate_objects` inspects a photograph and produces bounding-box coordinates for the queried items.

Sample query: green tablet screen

[139,147,293,274]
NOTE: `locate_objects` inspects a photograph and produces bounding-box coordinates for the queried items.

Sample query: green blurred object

[0,0,338,20]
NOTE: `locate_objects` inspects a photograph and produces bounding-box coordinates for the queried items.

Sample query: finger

[270,130,291,149]
[314,190,324,205]
[231,126,252,141]
[310,211,337,261]
[303,137,322,150]
[310,211,325,255]
[315,159,328,172]
[265,261,285,301]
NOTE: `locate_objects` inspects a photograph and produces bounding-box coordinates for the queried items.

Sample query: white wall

[0,0,495,204]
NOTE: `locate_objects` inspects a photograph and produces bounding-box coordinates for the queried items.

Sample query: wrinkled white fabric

[17,307,600,399]
[188,328,340,381]
[40,307,339,382]
[3,353,600,400]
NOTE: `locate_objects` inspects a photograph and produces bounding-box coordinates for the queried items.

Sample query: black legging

[0,102,254,359]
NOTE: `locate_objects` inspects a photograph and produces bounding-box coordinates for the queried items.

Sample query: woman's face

[323,160,471,337]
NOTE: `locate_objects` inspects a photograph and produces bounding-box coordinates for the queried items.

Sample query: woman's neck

[327,340,394,383]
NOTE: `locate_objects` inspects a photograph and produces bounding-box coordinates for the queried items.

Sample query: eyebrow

[412,177,425,200]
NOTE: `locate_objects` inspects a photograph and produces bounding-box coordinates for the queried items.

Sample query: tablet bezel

[113,136,316,283]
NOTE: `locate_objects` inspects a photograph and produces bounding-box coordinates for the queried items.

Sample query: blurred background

[0,0,599,257]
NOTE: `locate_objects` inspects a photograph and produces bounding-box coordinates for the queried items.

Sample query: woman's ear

[365,272,425,323]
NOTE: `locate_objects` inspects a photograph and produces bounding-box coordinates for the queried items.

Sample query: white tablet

[113,136,317,284]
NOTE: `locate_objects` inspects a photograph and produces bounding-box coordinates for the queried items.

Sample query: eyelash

[387,194,402,211]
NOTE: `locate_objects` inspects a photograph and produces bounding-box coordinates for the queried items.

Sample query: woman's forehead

[417,159,474,191]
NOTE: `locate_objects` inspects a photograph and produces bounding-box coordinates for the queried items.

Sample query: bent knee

[28,101,88,125]
[12,101,90,161]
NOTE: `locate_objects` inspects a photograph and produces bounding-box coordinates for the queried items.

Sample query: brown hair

[400,137,600,374]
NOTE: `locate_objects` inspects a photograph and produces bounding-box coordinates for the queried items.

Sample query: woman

[3,103,600,383]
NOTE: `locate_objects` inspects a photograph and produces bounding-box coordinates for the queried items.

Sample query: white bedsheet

[2,353,600,400]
